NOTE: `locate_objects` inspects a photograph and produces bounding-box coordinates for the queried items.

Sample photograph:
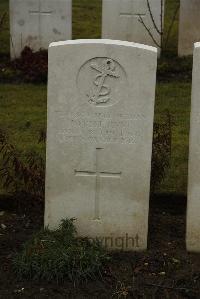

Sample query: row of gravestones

[10,0,200,59]
[45,39,200,253]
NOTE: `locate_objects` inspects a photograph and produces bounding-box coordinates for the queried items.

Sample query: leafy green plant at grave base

[151,111,172,194]
[13,218,109,283]
[0,129,45,200]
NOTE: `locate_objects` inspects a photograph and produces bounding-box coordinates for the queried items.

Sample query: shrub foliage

[11,47,48,83]
[0,129,45,200]
[13,218,109,283]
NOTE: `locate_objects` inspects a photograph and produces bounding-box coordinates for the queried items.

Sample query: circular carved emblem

[77,57,127,107]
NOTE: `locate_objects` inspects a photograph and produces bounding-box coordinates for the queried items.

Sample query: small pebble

[1,224,6,229]
[172,258,180,263]
[159,272,166,276]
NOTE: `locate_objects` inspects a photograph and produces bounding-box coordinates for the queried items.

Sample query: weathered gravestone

[102,0,164,52]
[187,42,200,252]
[9,0,72,59]
[179,0,200,56]
[45,39,157,251]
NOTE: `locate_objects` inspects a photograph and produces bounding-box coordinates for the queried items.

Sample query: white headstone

[187,42,200,252]
[178,0,200,56]
[45,39,157,251]
[102,0,164,52]
[9,0,72,59]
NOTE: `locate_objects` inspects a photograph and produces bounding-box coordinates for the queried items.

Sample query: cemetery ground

[0,0,200,298]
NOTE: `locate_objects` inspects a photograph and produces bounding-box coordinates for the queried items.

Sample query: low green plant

[13,218,109,283]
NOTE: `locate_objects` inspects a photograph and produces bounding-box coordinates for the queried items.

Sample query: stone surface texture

[178,0,200,56]
[187,42,200,252]
[45,39,157,251]
[9,0,72,58]
[102,0,164,51]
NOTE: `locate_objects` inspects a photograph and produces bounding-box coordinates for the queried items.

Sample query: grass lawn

[155,82,191,195]
[0,0,192,196]
[0,84,46,154]
[163,0,180,55]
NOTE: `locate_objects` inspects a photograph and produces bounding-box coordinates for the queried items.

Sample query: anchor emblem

[88,58,120,105]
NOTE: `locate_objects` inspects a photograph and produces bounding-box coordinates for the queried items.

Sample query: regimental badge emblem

[77,57,127,107]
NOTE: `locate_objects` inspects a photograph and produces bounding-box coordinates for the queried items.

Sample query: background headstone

[9,0,72,59]
[178,0,200,56]
[187,42,200,252]
[102,0,164,52]
[45,39,157,251]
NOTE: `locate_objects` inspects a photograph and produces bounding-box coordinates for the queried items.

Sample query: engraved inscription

[59,118,135,144]
[77,57,127,107]
[75,148,121,220]
[57,112,145,145]
[88,58,120,105]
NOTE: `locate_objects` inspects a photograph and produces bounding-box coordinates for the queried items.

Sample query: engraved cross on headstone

[119,1,147,20]
[75,148,122,220]
[120,12,146,18]
[29,0,53,45]
[29,1,53,17]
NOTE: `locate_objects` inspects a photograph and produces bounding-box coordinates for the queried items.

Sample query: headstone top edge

[49,39,158,53]
[194,42,200,49]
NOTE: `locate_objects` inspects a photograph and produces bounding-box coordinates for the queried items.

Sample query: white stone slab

[9,0,72,59]
[45,39,157,251]
[187,42,200,252]
[102,0,164,52]
[178,0,200,56]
